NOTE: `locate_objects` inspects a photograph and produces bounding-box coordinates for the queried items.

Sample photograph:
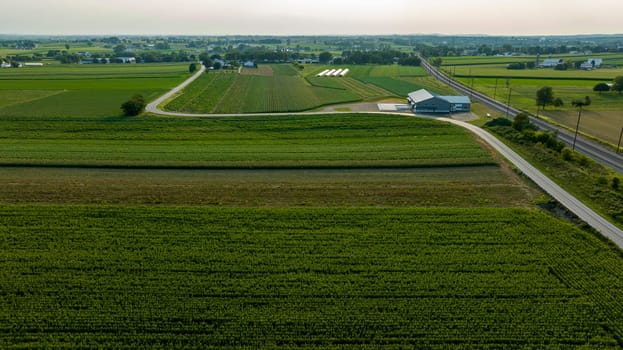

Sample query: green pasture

[2,206,623,348]
[457,76,623,145]
[439,56,623,145]
[441,53,623,66]
[0,114,493,168]
[0,63,190,117]
[447,64,622,80]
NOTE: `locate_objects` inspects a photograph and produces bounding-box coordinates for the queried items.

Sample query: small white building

[539,58,563,68]
[116,57,136,64]
[243,61,255,68]
[1,61,11,68]
[24,62,44,67]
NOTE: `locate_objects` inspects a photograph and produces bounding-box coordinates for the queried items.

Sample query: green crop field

[0,114,493,168]
[2,206,623,348]
[440,56,623,146]
[165,65,360,113]
[0,63,190,117]
[165,64,440,114]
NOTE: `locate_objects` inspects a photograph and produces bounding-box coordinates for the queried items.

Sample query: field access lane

[441,117,623,249]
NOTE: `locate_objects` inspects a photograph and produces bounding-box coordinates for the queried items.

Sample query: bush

[613,177,621,190]
[561,147,574,161]
[121,94,146,116]
[512,113,531,131]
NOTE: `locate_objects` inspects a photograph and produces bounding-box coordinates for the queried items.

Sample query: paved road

[419,57,623,174]
[146,64,623,249]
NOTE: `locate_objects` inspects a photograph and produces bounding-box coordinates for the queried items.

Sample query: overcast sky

[1,0,621,36]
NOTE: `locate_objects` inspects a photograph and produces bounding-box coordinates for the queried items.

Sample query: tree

[318,51,333,64]
[65,44,70,50]
[613,76,623,94]
[593,83,611,94]
[121,94,146,116]
[189,63,197,73]
[536,86,555,116]
[571,96,591,150]
[430,57,442,67]
[554,97,564,108]
[512,112,531,131]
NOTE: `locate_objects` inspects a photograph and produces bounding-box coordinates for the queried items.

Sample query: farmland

[0,165,538,207]
[0,114,494,168]
[2,206,623,348]
[0,63,191,117]
[164,64,451,114]
[439,56,623,146]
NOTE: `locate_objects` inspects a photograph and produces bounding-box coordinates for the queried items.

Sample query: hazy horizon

[1,0,622,37]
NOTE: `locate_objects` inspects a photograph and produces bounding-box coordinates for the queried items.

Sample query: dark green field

[0,114,493,168]
[0,64,190,117]
[2,206,623,348]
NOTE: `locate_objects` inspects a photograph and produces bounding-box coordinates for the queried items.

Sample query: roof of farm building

[408,89,470,105]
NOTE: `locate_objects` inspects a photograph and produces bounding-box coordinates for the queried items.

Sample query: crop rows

[165,72,236,113]
[337,78,391,99]
[212,73,359,113]
[0,63,190,118]
[0,114,493,168]
[1,206,622,348]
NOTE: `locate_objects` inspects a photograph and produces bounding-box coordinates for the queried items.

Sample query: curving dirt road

[146,65,623,249]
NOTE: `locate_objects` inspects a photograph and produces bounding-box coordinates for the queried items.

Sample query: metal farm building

[407,89,471,114]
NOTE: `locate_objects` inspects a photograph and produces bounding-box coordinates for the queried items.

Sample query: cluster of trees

[507,62,535,70]
[594,77,623,94]
[339,50,420,66]
[535,86,564,116]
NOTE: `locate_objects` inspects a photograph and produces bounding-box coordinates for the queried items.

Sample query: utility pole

[506,88,512,118]
[618,126,623,154]
[572,106,583,151]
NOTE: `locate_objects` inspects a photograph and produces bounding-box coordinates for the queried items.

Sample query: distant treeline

[340,50,421,66]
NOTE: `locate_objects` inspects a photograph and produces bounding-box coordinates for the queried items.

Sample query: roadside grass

[0,63,190,117]
[0,114,494,168]
[2,206,623,348]
[483,119,623,228]
[0,166,538,207]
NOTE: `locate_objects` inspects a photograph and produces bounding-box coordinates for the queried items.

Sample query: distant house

[116,57,136,64]
[243,61,255,68]
[1,61,11,68]
[580,58,603,70]
[539,58,563,68]
[407,89,471,114]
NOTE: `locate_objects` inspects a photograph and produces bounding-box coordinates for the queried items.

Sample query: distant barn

[407,89,471,114]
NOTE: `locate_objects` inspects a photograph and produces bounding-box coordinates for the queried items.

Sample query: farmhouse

[1,61,11,68]
[539,58,563,68]
[407,89,471,114]
[580,58,603,70]
[243,61,255,68]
